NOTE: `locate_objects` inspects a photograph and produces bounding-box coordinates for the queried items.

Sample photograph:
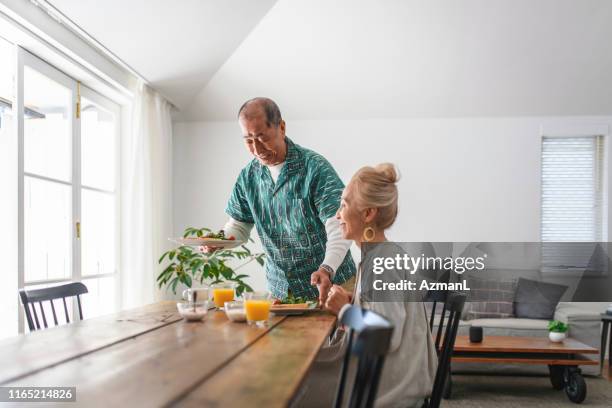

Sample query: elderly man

[219,97,355,301]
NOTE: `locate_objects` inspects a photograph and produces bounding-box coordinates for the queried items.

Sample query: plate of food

[169,230,244,249]
[270,295,321,315]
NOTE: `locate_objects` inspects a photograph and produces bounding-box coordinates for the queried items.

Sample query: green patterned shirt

[225,137,356,299]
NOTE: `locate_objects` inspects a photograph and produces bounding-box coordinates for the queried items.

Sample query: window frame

[16,47,121,333]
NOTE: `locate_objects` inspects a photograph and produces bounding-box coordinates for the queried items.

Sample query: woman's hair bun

[349,163,399,230]
[374,163,399,184]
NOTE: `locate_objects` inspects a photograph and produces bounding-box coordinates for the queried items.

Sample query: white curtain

[120,81,173,308]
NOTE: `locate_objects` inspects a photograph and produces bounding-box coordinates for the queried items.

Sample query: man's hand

[311,268,332,305]
[324,285,351,315]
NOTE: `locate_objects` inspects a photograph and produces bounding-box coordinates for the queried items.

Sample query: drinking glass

[182,286,209,304]
[244,291,272,327]
[211,282,236,310]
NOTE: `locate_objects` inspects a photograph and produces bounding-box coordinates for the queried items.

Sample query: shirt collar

[283,137,302,175]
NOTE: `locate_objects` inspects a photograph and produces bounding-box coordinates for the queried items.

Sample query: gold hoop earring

[363,226,376,242]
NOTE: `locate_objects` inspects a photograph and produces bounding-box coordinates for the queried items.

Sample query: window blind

[541,135,606,242]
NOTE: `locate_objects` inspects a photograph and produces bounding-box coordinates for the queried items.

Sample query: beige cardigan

[295,247,438,408]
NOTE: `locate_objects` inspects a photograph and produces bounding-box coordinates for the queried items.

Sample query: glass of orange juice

[211,282,236,310]
[244,291,272,327]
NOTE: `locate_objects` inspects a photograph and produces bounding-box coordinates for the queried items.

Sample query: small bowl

[177,301,208,322]
[224,301,247,322]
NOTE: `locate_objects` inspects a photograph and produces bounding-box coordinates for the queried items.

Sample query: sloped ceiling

[48,0,277,109]
[182,0,612,120]
[49,0,612,120]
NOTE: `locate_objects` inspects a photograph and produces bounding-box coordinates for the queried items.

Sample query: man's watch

[320,264,335,278]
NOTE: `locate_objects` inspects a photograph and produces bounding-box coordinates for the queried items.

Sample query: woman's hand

[324,284,351,315]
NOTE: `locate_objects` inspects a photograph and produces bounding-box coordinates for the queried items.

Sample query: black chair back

[19,282,88,331]
[425,289,449,352]
[424,270,453,352]
[427,292,466,408]
[334,306,394,408]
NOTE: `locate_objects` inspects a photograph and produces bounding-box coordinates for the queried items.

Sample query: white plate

[169,237,245,249]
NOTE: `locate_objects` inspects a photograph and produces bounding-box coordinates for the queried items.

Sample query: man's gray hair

[238,97,282,128]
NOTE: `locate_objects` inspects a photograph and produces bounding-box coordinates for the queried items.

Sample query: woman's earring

[363,226,376,242]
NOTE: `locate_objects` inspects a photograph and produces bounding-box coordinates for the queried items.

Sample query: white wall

[173,116,612,291]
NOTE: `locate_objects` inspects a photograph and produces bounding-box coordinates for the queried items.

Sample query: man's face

[240,109,286,166]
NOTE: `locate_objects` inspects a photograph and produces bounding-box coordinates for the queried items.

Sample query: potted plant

[157,227,265,297]
[548,320,569,343]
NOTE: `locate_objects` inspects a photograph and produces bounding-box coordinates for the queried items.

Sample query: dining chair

[423,292,466,408]
[423,270,451,344]
[334,305,394,408]
[19,282,88,331]
[425,288,449,350]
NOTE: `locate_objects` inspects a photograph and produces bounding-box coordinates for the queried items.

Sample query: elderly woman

[295,163,437,408]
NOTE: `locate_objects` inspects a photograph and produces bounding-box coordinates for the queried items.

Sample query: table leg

[601,321,609,371]
[548,365,564,390]
[608,322,612,367]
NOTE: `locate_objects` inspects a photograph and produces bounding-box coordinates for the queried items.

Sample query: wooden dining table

[0,301,337,407]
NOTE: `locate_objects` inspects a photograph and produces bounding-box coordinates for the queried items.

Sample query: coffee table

[448,335,599,403]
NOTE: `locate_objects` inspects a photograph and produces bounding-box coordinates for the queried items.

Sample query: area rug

[444,374,612,407]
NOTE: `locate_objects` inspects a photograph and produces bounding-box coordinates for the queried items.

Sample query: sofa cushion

[513,278,568,319]
[555,302,608,322]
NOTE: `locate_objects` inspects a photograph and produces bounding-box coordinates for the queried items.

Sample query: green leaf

[158,252,169,264]
[170,277,179,293]
[202,263,211,278]
[256,256,265,266]
[548,320,569,333]
[220,269,232,279]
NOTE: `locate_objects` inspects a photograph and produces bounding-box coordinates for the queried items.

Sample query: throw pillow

[513,278,568,319]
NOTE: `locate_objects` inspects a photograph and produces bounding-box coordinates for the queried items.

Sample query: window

[0,44,121,338]
[541,135,607,242]
[541,135,608,273]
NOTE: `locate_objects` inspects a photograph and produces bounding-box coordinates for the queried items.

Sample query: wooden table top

[454,335,599,354]
[0,301,336,407]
